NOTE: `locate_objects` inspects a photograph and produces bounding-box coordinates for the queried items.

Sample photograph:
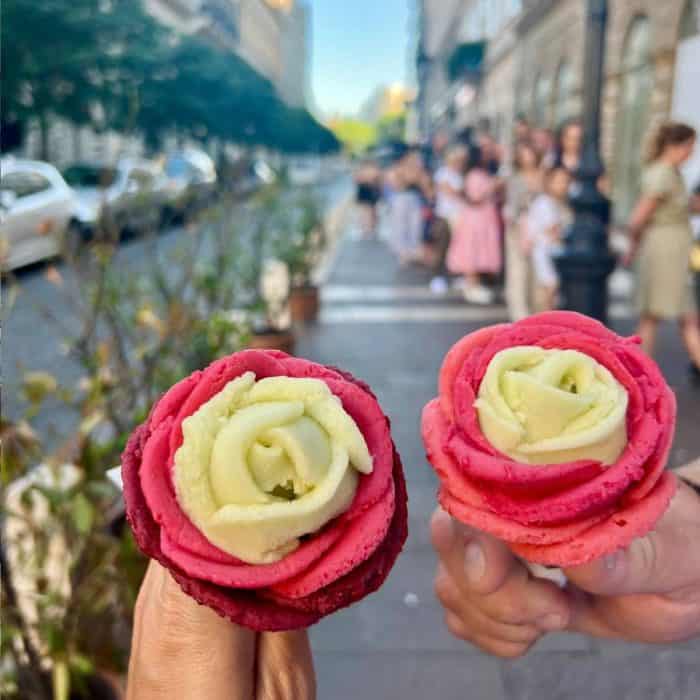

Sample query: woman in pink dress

[447,145,502,304]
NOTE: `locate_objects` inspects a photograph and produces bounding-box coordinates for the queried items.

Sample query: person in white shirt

[434,145,467,225]
[527,166,572,311]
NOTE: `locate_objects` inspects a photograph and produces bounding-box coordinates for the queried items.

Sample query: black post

[554,0,616,324]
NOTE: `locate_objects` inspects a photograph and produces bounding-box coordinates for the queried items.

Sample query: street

[298,213,700,699]
[5,185,700,699]
[3,178,349,441]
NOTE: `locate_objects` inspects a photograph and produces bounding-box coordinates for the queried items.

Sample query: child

[446,144,502,304]
[527,166,572,311]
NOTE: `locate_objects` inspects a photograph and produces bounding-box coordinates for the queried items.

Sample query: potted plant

[1,198,256,700]
[1,413,137,700]
[239,185,296,352]
[274,189,325,323]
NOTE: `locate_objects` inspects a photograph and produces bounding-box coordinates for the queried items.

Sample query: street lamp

[554,0,616,324]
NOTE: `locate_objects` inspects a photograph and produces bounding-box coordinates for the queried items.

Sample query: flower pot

[289,285,320,323]
[248,328,295,354]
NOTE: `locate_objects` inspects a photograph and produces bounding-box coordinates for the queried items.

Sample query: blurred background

[2,2,700,699]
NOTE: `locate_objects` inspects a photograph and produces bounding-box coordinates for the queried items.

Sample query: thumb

[564,481,700,596]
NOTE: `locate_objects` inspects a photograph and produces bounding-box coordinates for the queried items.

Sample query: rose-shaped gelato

[421,311,677,566]
[123,350,407,631]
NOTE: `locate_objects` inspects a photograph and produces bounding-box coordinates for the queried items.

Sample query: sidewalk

[297,229,700,700]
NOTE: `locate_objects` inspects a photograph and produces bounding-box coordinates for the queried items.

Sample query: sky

[308,0,412,118]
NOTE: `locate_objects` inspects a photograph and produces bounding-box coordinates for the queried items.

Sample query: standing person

[514,114,531,143]
[447,144,502,304]
[389,146,431,265]
[553,118,583,175]
[354,158,382,238]
[532,127,556,169]
[504,141,543,320]
[527,165,572,312]
[430,145,467,292]
[426,129,450,174]
[476,118,504,177]
[434,145,467,225]
[626,122,700,374]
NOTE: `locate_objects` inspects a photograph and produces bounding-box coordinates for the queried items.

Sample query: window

[63,165,116,189]
[0,171,52,199]
[679,0,699,40]
[553,61,574,127]
[532,73,551,127]
[614,16,652,222]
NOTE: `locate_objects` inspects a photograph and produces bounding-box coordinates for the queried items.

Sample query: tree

[1,0,338,157]
[328,118,378,155]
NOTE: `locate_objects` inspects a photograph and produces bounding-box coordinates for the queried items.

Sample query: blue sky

[308,0,411,117]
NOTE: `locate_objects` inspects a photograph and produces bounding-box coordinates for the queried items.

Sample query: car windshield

[63,165,116,188]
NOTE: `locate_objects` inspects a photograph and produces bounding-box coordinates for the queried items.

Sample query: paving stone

[301,229,700,697]
[314,651,507,700]
[499,649,700,700]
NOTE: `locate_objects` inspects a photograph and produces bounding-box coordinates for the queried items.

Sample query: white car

[1,158,76,271]
[287,157,321,186]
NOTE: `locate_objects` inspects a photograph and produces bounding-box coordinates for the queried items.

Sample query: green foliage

[1,0,339,155]
[0,183,330,697]
[376,111,407,144]
[329,118,378,155]
[271,189,325,288]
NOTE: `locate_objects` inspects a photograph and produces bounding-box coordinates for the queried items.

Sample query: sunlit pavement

[297,226,700,700]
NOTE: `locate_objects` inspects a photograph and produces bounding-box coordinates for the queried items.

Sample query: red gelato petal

[422,311,676,568]
[438,488,609,545]
[438,324,505,420]
[511,472,678,565]
[270,479,396,598]
[264,450,408,614]
[159,521,344,588]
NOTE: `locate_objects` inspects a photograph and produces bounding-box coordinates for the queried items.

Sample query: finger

[430,507,520,596]
[430,508,569,627]
[127,562,256,700]
[568,583,700,643]
[435,565,543,643]
[470,633,538,660]
[564,481,700,596]
[256,630,316,700]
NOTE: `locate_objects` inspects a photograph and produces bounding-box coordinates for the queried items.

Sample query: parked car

[161,150,217,219]
[63,159,163,240]
[1,158,76,272]
[287,156,321,186]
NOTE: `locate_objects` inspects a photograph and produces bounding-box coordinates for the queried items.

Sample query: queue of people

[354,117,700,376]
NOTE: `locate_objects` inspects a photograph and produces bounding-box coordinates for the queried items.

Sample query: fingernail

[538,613,565,631]
[464,541,485,583]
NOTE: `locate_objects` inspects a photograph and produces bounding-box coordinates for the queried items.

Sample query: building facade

[416,0,700,220]
[277,0,311,107]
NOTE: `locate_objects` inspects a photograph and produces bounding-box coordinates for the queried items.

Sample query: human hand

[431,480,700,657]
[565,480,700,643]
[431,507,571,658]
[127,561,316,700]
[621,243,638,268]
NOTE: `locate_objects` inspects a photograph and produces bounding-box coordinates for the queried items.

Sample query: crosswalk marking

[319,300,635,324]
[322,284,461,302]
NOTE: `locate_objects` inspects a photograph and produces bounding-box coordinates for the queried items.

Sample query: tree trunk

[39,113,50,162]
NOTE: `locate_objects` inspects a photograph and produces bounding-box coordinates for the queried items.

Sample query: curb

[313,191,353,286]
